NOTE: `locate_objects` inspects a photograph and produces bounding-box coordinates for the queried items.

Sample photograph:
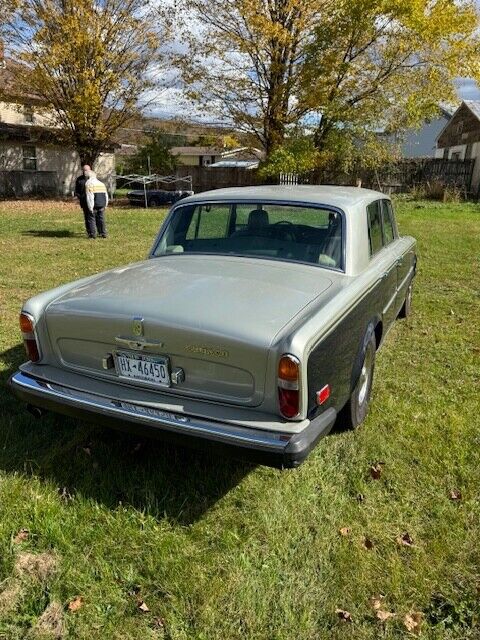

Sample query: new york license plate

[115,351,170,386]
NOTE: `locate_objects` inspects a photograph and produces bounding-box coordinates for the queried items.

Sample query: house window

[443,147,449,159]
[465,143,473,159]
[451,151,461,161]
[24,106,34,124]
[22,146,37,171]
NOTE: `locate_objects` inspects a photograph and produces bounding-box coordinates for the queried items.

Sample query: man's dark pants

[80,199,92,236]
[80,200,107,237]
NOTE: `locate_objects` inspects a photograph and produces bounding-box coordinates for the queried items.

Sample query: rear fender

[349,318,378,393]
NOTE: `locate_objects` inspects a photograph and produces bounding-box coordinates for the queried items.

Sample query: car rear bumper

[9,370,336,468]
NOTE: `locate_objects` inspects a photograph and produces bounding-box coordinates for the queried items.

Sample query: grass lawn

[0,198,479,639]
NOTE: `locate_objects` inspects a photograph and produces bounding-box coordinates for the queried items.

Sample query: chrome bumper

[9,371,336,468]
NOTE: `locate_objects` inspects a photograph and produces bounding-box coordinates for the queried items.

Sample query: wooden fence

[310,158,475,194]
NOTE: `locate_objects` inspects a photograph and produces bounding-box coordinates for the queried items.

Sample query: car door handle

[381,271,390,281]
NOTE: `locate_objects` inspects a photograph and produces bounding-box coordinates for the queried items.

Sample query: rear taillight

[278,354,300,419]
[19,312,41,362]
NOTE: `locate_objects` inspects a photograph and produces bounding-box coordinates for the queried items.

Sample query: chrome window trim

[149,199,347,274]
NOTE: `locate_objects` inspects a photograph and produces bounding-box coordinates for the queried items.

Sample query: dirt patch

[0,581,23,617]
[29,601,65,639]
[15,552,58,582]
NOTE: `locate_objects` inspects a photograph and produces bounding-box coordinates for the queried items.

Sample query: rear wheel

[398,280,413,318]
[148,197,159,207]
[339,333,376,430]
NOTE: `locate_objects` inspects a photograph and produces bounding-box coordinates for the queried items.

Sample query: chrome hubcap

[358,349,372,405]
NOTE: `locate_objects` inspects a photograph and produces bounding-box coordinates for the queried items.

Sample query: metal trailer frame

[113,174,193,208]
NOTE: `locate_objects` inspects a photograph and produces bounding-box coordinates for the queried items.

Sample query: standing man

[74,164,92,237]
[85,169,109,239]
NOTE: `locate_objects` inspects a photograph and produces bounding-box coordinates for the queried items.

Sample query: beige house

[170,146,264,167]
[0,59,115,197]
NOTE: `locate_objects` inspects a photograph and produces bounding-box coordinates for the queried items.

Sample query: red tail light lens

[278,388,300,418]
[278,354,300,419]
[24,339,40,362]
[19,312,41,363]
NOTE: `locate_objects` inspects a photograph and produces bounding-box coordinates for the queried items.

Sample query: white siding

[0,101,58,127]
[0,143,115,195]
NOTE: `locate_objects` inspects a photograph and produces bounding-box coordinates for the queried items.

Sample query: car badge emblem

[132,317,144,337]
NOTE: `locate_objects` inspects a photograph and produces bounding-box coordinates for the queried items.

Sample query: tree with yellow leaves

[178,0,479,166]
[7,0,168,165]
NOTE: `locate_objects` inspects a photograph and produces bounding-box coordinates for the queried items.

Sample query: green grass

[0,198,479,639]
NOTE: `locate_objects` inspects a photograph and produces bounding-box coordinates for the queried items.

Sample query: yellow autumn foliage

[7,0,168,164]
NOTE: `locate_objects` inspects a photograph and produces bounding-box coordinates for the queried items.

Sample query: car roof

[180,185,388,209]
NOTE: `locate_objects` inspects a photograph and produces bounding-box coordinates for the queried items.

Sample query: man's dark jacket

[75,174,87,203]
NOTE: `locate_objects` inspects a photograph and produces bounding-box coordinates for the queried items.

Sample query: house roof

[0,121,117,151]
[435,100,480,144]
[0,58,43,104]
[209,160,259,169]
[463,100,480,120]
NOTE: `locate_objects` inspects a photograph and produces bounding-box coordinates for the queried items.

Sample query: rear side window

[381,200,396,245]
[367,200,384,256]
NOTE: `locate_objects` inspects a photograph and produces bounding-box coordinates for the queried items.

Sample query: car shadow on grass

[0,344,253,526]
[22,229,84,238]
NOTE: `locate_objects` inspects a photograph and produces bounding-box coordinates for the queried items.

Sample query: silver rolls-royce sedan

[9,186,416,467]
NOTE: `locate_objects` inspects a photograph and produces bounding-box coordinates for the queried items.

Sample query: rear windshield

[152,202,344,270]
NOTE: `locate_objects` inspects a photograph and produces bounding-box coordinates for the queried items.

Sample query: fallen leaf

[68,596,84,612]
[356,493,365,502]
[13,529,29,543]
[396,532,414,547]
[339,527,351,537]
[138,601,150,613]
[370,462,385,479]
[363,536,374,550]
[370,595,385,611]
[449,489,462,501]
[377,610,395,622]
[153,617,165,628]
[335,608,352,622]
[82,447,91,456]
[404,611,422,635]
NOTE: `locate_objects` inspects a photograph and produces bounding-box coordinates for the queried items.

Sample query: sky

[145,77,480,123]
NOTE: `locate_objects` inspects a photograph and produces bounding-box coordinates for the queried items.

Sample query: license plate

[115,351,170,386]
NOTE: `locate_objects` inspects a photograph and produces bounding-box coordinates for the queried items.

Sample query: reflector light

[316,384,331,406]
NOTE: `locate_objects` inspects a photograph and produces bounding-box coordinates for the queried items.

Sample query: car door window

[381,200,396,245]
[367,200,384,256]
[186,204,232,239]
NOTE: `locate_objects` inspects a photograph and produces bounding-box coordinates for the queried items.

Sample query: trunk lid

[45,256,332,406]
